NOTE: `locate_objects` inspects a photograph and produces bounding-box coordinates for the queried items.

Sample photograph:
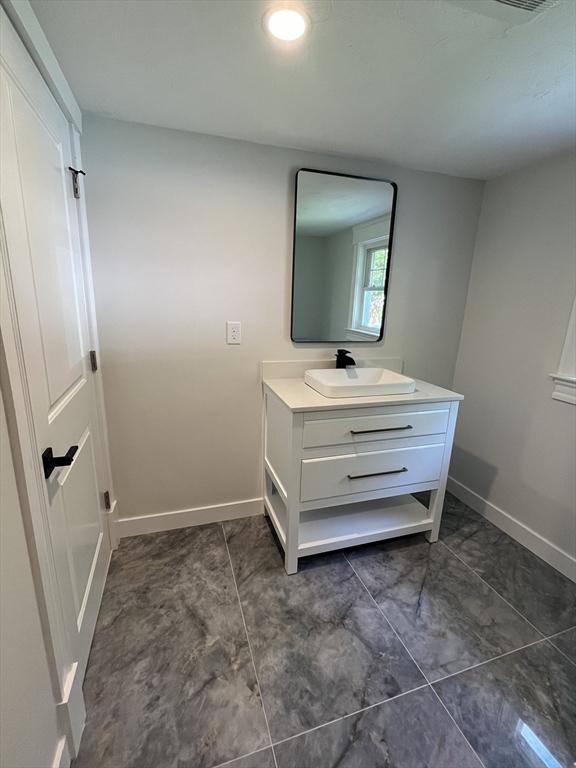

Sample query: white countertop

[263,377,463,412]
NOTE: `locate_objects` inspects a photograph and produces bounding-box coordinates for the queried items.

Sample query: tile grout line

[428,685,487,768]
[211,745,275,768]
[215,527,571,767]
[546,625,576,639]
[270,682,430,749]
[343,553,488,768]
[342,554,432,683]
[438,539,546,638]
[421,548,562,767]
[221,524,279,768]
[545,642,576,670]
[543,627,576,669]
[214,542,493,764]
[212,667,431,763]
[431,636,549,686]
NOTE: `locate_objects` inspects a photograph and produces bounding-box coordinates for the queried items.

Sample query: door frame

[0,1,117,757]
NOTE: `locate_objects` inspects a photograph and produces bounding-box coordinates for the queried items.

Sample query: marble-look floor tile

[434,641,576,768]
[217,748,276,768]
[274,686,482,768]
[223,516,425,743]
[440,492,576,635]
[74,525,269,768]
[347,535,540,681]
[549,627,576,664]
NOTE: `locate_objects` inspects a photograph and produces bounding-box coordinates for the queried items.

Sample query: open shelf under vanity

[265,473,433,557]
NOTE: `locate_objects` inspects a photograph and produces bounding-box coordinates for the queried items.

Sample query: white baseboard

[114,497,264,538]
[447,476,576,582]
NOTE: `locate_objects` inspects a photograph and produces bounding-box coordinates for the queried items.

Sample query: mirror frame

[290,167,398,344]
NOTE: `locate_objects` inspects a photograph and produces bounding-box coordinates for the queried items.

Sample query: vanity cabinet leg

[285,549,298,575]
[425,401,458,544]
[425,488,444,543]
[284,503,299,574]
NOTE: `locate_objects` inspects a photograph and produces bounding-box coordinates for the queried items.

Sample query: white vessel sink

[304,368,416,398]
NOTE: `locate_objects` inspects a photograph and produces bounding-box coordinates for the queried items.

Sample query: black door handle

[42,445,78,479]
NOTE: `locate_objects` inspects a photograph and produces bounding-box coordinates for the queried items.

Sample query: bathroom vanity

[263,373,463,573]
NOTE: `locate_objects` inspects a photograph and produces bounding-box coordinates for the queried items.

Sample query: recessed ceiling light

[264,7,309,41]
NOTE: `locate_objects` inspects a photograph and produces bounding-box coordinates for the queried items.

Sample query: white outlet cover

[226,320,241,344]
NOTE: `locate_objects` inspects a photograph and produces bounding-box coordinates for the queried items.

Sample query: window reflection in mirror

[291,169,397,343]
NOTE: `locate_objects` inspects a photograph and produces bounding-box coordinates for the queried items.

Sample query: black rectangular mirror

[291,168,397,343]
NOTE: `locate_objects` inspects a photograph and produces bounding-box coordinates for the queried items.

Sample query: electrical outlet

[226,320,241,344]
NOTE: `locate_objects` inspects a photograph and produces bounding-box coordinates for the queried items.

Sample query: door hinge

[103,491,111,510]
[89,350,98,372]
[67,166,86,199]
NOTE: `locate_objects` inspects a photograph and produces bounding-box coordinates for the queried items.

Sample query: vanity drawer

[302,408,450,448]
[300,443,444,502]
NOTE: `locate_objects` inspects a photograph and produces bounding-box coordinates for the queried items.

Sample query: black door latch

[67,166,86,199]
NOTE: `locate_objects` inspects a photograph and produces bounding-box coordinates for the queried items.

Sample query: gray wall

[326,228,355,339]
[452,150,576,572]
[83,114,484,520]
[292,235,328,340]
[293,229,357,341]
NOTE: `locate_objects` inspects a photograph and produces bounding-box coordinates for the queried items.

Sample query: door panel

[59,428,102,630]
[1,9,109,709]
[10,71,85,406]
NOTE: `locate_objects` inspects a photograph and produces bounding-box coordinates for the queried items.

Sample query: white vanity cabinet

[263,377,463,574]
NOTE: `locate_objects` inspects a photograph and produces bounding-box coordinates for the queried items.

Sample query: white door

[0,8,110,748]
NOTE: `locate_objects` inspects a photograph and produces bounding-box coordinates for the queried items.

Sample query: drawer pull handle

[347,467,408,480]
[350,425,413,435]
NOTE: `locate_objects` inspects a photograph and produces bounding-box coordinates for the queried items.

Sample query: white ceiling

[30,0,576,180]
[296,171,393,235]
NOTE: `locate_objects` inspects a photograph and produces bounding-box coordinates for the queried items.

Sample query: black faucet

[335,349,356,369]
